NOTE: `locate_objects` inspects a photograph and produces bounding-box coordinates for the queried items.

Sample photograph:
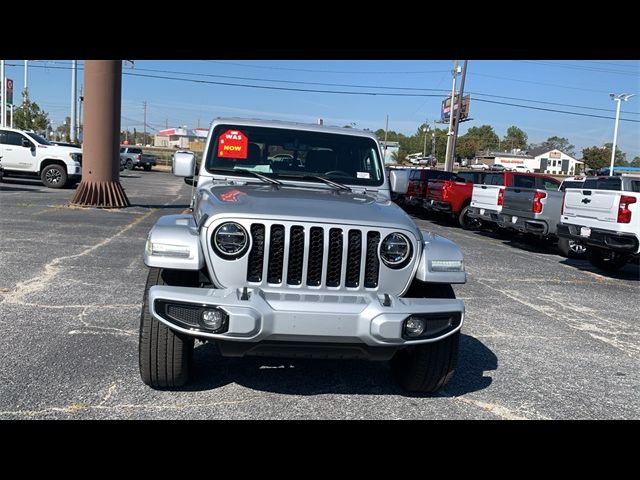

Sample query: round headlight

[212,222,249,259]
[380,233,412,268]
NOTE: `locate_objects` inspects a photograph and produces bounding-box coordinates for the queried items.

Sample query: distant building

[380,141,400,165]
[529,147,583,175]
[155,127,209,148]
[473,150,537,170]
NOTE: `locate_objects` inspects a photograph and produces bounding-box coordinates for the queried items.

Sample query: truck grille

[246,223,381,289]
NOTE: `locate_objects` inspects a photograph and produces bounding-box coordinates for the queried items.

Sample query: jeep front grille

[246,223,382,289]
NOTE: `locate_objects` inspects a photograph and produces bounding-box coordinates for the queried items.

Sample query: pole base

[69,180,131,208]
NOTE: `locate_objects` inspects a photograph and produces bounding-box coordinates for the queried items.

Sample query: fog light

[405,316,426,338]
[202,309,224,330]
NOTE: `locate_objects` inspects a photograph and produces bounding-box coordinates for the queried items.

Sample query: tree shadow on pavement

[184,334,497,397]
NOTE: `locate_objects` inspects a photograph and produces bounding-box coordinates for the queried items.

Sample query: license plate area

[580,227,591,238]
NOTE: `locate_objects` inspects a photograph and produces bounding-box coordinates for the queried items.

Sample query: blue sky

[4,59,639,158]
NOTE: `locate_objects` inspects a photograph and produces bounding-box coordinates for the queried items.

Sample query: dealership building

[472,148,583,175]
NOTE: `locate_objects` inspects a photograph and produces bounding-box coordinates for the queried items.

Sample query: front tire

[587,247,629,272]
[391,282,459,393]
[41,164,68,189]
[139,268,194,388]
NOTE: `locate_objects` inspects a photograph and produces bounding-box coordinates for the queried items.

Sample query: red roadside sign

[218,129,248,159]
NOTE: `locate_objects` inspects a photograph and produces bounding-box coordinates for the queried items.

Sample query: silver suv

[139,119,467,392]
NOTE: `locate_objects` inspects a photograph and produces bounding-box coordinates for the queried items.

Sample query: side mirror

[389,170,409,194]
[184,176,196,186]
[173,151,196,177]
[22,139,34,150]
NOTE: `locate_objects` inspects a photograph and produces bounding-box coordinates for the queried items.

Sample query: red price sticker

[218,130,248,159]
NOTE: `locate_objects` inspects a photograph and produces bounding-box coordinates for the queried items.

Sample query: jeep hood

[196,183,419,233]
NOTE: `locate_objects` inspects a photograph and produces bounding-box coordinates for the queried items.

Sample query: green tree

[13,94,51,132]
[532,136,576,156]
[630,156,640,167]
[502,126,528,151]
[462,125,499,153]
[581,143,625,170]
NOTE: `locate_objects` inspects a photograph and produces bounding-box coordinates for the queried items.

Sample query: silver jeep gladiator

[139,119,466,392]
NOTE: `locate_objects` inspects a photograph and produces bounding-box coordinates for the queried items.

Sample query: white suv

[0,128,82,188]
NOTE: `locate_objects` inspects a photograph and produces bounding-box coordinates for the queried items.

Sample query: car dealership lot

[0,172,638,419]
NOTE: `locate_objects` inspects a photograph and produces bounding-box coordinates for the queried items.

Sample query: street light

[423,124,430,158]
[608,93,635,176]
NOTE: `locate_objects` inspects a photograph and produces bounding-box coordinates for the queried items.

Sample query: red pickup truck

[425,171,487,229]
[399,168,457,210]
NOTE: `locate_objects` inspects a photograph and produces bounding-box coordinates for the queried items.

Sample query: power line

[469,72,611,94]
[517,60,639,76]
[122,71,640,122]
[13,62,638,115]
[472,97,640,123]
[576,60,640,69]
[10,62,639,124]
[203,60,451,75]
[468,91,640,115]
[122,71,447,97]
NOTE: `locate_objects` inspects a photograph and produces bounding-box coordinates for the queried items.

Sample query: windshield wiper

[211,168,282,187]
[302,175,352,192]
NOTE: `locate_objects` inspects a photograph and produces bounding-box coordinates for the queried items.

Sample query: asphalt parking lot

[1,171,638,419]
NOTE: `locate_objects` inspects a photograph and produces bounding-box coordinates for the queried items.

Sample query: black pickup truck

[120,146,157,171]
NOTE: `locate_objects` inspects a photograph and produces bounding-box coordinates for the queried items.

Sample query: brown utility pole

[70,60,130,208]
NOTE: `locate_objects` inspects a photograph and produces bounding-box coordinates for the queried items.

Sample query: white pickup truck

[0,127,82,188]
[557,175,640,271]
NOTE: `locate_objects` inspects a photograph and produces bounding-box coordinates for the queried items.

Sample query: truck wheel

[458,205,480,230]
[587,248,629,272]
[558,238,587,259]
[143,165,152,171]
[139,268,194,388]
[126,159,134,170]
[391,282,459,393]
[41,164,68,189]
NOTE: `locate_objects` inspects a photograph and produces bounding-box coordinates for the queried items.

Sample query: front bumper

[557,223,639,254]
[149,285,464,348]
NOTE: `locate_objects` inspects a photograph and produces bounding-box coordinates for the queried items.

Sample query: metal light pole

[70,60,77,143]
[24,60,28,98]
[423,123,429,158]
[608,93,635,176]
[1,60,5,127]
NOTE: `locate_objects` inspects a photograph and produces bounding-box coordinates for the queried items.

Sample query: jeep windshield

[205,125,384,187]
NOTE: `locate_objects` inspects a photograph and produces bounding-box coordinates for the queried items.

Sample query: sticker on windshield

[356,172,370,179]
[218,130,248,159]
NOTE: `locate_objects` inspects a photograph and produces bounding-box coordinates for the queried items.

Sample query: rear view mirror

[173,151,196,177]
[389,170,409,194]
